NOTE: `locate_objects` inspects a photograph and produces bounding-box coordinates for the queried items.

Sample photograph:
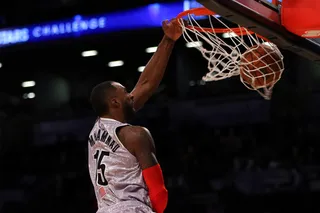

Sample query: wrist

[163,35,176,44]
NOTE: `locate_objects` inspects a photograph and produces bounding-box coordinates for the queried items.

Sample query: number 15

[93,150,109,186]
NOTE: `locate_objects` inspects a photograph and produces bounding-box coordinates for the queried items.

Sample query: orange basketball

[239,44,284,89]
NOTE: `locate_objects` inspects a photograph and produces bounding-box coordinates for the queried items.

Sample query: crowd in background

[1,101,320,213]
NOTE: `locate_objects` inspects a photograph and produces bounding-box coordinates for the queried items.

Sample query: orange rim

[177,7,268,41]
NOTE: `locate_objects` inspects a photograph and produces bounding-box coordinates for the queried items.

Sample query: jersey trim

[98,117,136,159]
[113,125,128,148]
[98,117,127,148]
[99,117,118,122]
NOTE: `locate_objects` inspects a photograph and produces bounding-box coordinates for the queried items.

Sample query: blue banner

[0,1,203,47]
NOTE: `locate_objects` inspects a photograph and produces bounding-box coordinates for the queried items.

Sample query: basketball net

[177,8,285,100]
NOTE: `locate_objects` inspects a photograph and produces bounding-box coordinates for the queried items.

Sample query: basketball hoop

[177,7,284,100]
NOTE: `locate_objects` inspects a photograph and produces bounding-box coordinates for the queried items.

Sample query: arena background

[1,0,320,213]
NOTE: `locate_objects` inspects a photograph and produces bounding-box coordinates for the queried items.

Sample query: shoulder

[117,125,152,141]
[116,125,155,155]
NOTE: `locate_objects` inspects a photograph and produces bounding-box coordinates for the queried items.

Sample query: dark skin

[130,19,181,111]
[117,126,158,169]
[101,18,183,168]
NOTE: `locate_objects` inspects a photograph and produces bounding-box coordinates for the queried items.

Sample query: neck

[100,113,126,123]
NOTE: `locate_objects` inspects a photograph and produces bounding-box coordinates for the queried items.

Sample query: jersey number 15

[93,150,109,186]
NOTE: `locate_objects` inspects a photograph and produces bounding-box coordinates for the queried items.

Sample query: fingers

[179,19,188,26]
[169,18,177,23]
[169,18,181,26]
[163,18,188,27]
[162,19,169,28]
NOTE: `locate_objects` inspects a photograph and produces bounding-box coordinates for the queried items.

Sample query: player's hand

[162,18,183,42]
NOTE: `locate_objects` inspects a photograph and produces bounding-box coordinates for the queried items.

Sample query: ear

[109,98,121,108]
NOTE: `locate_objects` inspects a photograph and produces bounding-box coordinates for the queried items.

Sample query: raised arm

[117,126,168,213]
[130,19,182,111]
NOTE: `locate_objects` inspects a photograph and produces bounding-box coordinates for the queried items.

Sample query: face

[112,83,135,120]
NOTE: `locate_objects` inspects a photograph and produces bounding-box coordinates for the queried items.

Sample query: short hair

[90,81,117,116]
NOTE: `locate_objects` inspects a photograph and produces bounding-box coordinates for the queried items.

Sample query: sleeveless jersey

[88,118,153,213]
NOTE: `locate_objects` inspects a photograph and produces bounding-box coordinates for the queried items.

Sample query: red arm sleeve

[142,164,168,213]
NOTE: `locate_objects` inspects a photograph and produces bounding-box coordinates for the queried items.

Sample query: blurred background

[1,0,320,213]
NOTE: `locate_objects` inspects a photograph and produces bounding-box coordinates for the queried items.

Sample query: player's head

[90,81,135,121]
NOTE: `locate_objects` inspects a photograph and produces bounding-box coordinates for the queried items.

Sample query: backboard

[196,0,320,64]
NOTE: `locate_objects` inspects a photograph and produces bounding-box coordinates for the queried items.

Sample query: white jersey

[88,118,153,213]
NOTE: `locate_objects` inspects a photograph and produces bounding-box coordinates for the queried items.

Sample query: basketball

[239,44,284,89]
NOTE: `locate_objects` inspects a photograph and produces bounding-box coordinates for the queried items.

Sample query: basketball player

[88,19,182,213]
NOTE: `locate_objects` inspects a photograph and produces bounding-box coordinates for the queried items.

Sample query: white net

[178,10,285,100]
[239,43,284,99]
